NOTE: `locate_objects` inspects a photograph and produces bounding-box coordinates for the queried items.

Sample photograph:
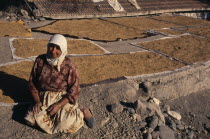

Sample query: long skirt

[24,91,84,134]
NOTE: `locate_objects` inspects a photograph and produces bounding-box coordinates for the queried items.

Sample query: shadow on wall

[0,71,32,103]
[196,0,210,4]
[0,0,25,12]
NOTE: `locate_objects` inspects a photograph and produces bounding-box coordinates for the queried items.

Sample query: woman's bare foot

[81,108,92,120]
[81,108,95,128]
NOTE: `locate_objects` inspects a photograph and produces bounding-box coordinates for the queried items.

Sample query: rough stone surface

[110,103,124,114]
[149,116,159,131]
[167,110,182,120]
[159,126,175,139]
[129,61,210,101]
[152,131,160,139]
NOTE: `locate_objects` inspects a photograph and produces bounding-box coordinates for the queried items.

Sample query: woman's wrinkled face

[47,43,62,59]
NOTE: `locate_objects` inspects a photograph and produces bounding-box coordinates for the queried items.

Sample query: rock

[126,107,135,114]
[125,85,137,99]
[148,103,165,124]
[174,119,181,125]
[100,117,110,127]
[9,13,16,17]
[110,103,124,114]
[142,128,147,133]
[159,126,175,139]
[169,120,176,131]
[38,17,46,21]
[20,9,29,16]
[143,81,152,89]
[203,129,208,134]
[162,105,170,111]
[112,121,119,129]
[149,97,160,105]
[147,133,152,139]
[10,16,17,21]
[158,119,165,126]
[134,99,154,120]
[188,132,194,139]
[139,121,147,128]
[132,114,142,122]
[33,9,40,15]
[163,113,168,118]
[176,133,182,139]
[149,116,159,132]
[147,128,153,133]
[177,124,184,130]
[133,99,146,110]
[152,131,160,139]
[167,110,182,120]
[134,99,165,123]
[23,15,31,20]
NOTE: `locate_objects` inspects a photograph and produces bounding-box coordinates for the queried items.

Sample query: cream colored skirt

[25,91,84,134]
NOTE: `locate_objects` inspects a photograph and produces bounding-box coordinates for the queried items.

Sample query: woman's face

[47,43,62,59]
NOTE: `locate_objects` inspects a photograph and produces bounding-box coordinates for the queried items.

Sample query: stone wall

[172,11,210,20]
[126,60,210,101]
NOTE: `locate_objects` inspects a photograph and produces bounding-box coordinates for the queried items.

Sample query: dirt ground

[13,39,106,58]
[166,89,210,139]
[0,82,209,139]
[140,35,210,64]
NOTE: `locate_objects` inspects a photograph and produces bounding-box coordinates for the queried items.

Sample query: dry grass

[153,15,210,26]
[0,52,184,103]
[177,26,210,38]
[156,29,184,36]
[106,17,181,30]
[0,21,32,37]
[13,39,106,58]
[140,35,210,64]
[34,19,146,41]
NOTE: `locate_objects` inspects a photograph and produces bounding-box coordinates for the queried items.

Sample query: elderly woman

[25,34,95,134]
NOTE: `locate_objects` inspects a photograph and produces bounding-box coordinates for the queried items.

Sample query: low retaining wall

[126,60,210,101]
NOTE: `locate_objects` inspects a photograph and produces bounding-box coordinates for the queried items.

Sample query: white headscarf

[46,34,68,72]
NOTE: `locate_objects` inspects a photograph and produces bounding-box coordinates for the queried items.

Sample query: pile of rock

[0,6,45,23]
[108,98,197,139]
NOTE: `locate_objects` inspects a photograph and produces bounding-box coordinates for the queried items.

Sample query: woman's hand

[47,103,61,116]
[32,102,42,114]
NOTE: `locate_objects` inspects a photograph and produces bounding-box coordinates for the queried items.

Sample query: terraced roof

[26,0,210,19]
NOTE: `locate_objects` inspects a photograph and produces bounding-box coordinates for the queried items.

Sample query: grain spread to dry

[177,26,210,38]
[0,20,32,37]
[13,39,105,58]
[0,52,185,103]
[153,15,210,26]
[106,17,181,30]
[140,35,210,63]
[34,19,146,41]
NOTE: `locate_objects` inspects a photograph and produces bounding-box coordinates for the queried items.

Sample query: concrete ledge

[44,8,210,19]
[126,60,210,101]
